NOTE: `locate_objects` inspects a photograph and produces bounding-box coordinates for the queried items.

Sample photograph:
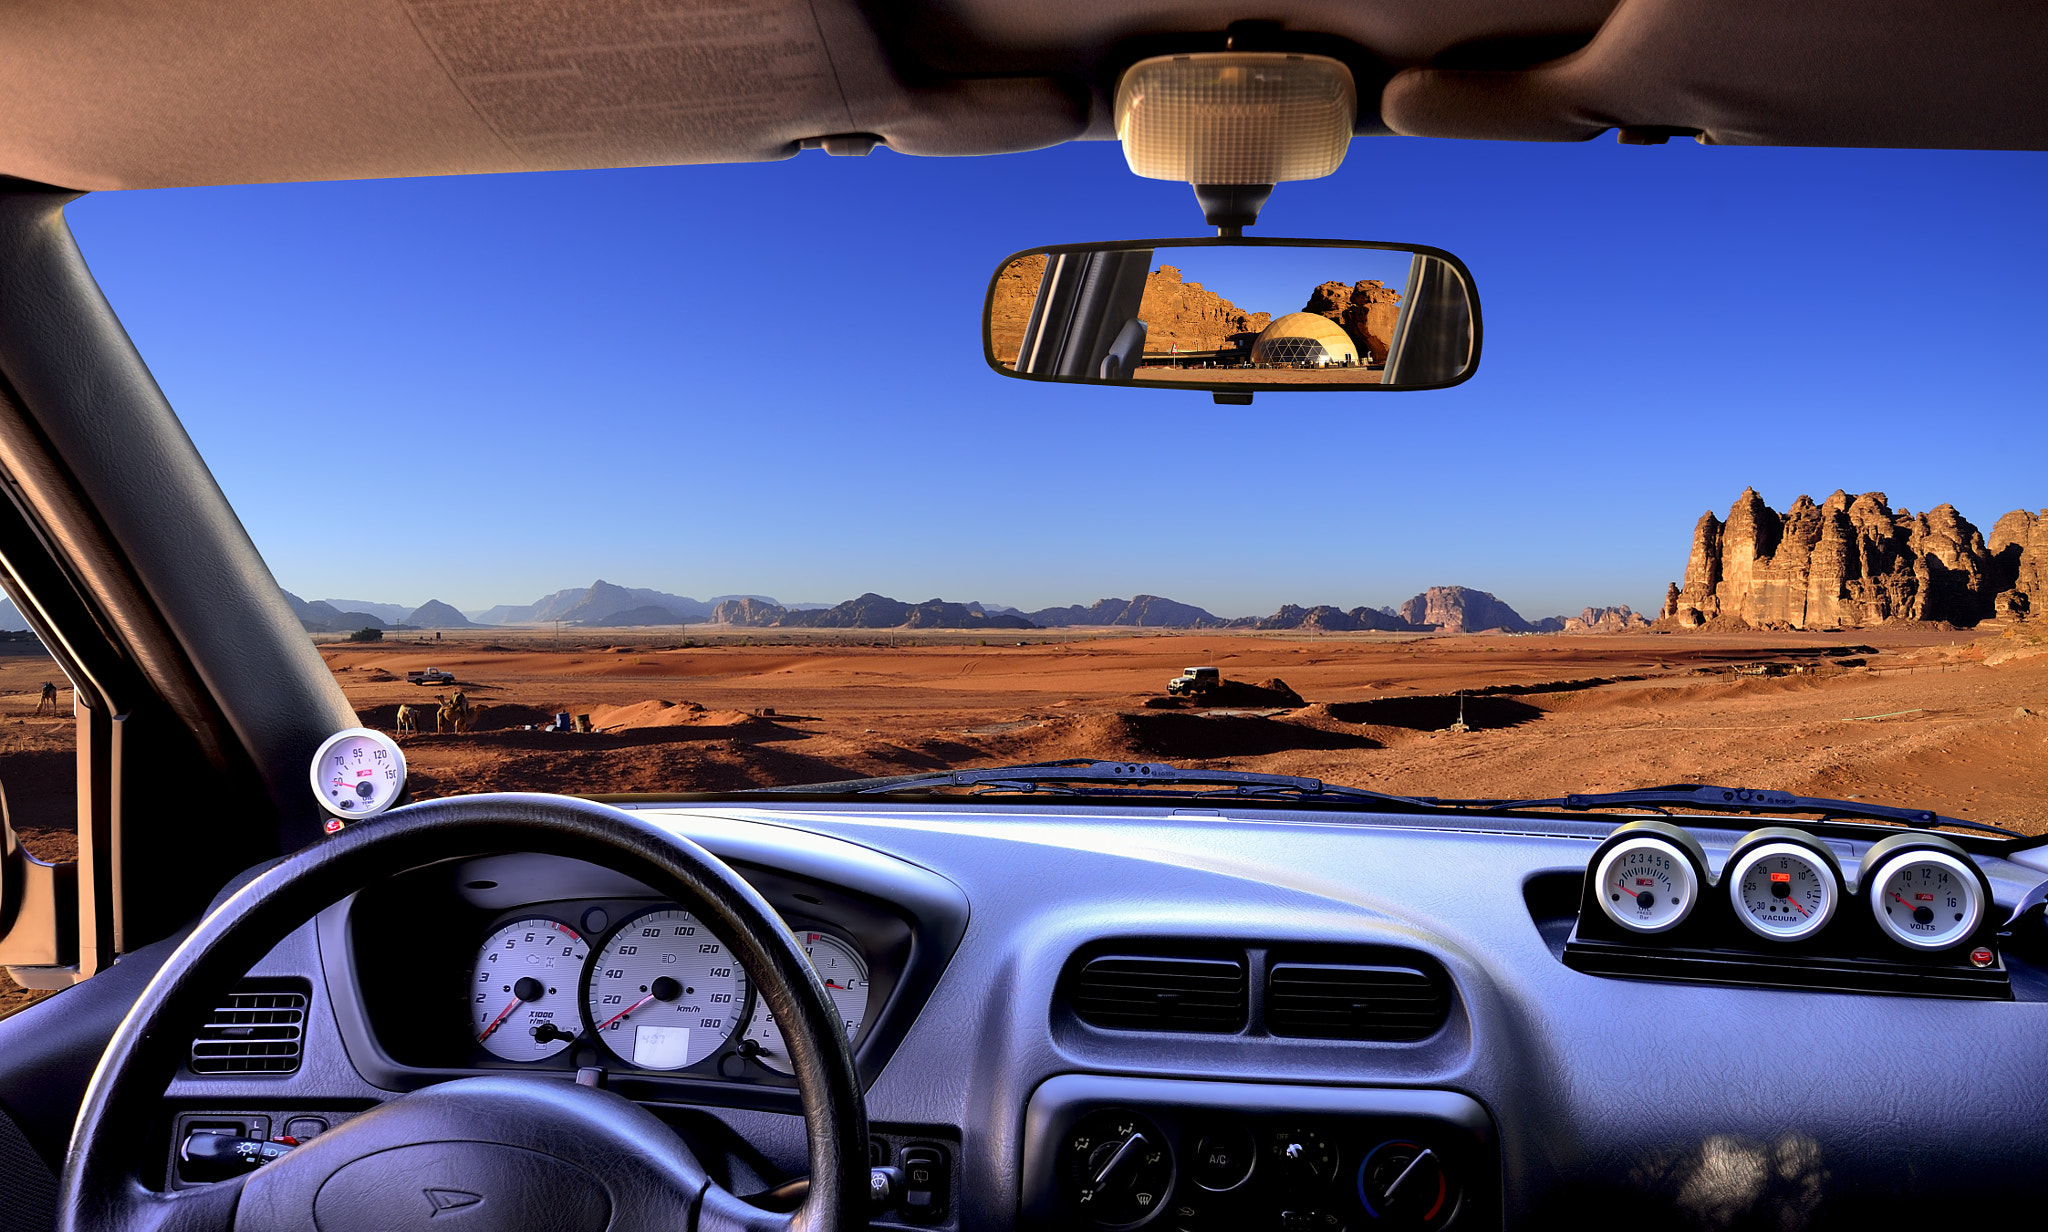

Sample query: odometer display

[584,908,750,1070]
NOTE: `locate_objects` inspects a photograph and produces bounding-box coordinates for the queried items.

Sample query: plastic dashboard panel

[147,800,2048,1228]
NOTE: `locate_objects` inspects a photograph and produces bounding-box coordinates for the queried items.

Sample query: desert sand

[2,622,2044,1018]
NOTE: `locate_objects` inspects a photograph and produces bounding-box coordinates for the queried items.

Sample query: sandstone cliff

[1304,279,1402,363]
[1560,605,1652,633]
[986,252,1046,367]
[1659,489,2046,630]
[712,597,786,627]
[1136,265,1270,353]
[1398,586,1532,634]
[1256,604,1425,632]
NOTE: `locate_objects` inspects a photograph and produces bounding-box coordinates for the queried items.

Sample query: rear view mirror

[984,239,1480,395]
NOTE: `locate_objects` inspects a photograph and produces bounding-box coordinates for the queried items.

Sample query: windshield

[33,139,2047,835]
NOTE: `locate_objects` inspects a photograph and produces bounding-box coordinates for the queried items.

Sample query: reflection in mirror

[985,242,1476,392]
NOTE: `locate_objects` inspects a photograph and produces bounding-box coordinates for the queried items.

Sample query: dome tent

[1249,312,1359,367]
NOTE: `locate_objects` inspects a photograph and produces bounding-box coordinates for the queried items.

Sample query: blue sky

[64,136,2047,621]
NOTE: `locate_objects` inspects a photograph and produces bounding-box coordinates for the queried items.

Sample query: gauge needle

[478,996,523,1042]
[595,993,656,1032]
[1785,897,1810,916]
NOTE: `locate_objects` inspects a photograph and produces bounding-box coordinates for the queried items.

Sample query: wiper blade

[836,759,1438,808]
[1451,783,2022,838]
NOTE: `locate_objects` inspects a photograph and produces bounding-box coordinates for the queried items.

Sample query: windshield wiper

[768,759,1439,808]
[1441,783,2022,838]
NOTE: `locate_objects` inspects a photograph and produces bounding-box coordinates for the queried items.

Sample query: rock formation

[1659,489,2046,630]
[1990,510,2048,620]
[775,593,1035,630]
[1255,604,1426,632]
[1559,605,1652,633]
[1136,265,1271,353]
[403,599,476,629]
[985,252,1046,366]
[1398,586,1532,634]
[713,597,786,626]
[1026,595,1225,628]
[1304,279,1402,362]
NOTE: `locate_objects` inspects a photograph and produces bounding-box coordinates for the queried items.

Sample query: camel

[395,703,419,736]
[33,682,57,715]
[436,690,476,734]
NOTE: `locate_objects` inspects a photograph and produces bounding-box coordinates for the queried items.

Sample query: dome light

[1115,52,1357,185]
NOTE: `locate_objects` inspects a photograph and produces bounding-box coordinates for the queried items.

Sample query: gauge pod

[1588,821,1710,936]
[1860,832,1992,952]
[1724,828,1843,942]
[310,726,407,822]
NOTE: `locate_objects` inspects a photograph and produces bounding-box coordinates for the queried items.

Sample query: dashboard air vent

[1071,955,1248,1033]
[190,983,308,1074]
[1267,963,1448,1041]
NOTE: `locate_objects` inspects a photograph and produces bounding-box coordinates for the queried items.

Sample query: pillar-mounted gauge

[310,726,408,827]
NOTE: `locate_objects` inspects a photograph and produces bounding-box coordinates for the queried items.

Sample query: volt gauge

[1726,829,1841,942]
[310,727,406,821]
[1864,840,1987,951]
[1592,826,1704,935]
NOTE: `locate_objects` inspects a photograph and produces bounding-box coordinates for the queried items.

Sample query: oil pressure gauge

[1862,834,1989,951]
[1725,828,1841,942]
[1591,822,1707,935]
[310,727,406,822]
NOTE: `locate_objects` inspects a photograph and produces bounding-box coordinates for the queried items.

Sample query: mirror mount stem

[1192,183,1273,232]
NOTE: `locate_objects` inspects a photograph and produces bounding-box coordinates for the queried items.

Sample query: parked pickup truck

[1165,666,1220,697]
[406,668,455,686]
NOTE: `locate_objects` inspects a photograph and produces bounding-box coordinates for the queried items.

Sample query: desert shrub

[347,627,383,643]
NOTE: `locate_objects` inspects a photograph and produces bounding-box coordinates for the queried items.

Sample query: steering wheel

[56,794,869,1232]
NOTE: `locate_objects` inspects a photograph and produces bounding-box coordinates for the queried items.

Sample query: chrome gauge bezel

[1593,836,1701,934]
[739,925,871,1076]
[581,905,755,1071]
[1867,849,1985,951]
[1725,840,1840,942]
[310,725,407,820]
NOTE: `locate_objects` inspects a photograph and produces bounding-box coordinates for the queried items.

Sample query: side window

[0,614,79,1019]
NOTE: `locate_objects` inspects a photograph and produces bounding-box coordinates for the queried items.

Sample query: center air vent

[1071,955,1248,1033]
[1267,963,1448,1042]
[190,983,308,1074]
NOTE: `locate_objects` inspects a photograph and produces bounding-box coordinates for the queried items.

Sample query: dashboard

[153,801,2048,1229]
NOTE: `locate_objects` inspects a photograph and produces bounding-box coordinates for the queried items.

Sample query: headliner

[1,0,2042,191]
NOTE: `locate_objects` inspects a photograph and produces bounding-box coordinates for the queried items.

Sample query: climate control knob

[1357,1140,1457,1228]
[1062,1109,1176,1228]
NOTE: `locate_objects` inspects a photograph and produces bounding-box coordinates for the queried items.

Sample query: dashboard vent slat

[1267,963,1448,1042]
[1071,956,1247,1033]
[190,984,308,1074]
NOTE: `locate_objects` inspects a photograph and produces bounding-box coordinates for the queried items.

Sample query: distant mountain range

[278,578,1648,635]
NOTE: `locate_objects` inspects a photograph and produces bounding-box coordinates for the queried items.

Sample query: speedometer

[584,908,751,1070]
[739,930,870,1074]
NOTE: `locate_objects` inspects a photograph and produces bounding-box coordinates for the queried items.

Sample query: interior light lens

[1115,52,1357,184]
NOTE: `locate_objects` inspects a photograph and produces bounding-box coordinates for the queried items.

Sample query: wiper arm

[842,759,1438,808]
[1449,783,2022,838]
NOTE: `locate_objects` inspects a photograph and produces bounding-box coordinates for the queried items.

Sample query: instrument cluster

[465,900,870,1076]
[339,850,943,1093]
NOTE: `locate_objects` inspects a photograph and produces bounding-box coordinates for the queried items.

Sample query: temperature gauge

[310,727,406,821]
[1726,831,1840,942]
[738,930,870,1074]
[1593,831,1700,934]
[1867,846,1985,951]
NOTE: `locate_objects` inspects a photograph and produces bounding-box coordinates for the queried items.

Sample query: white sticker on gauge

[632,1025,692,1069]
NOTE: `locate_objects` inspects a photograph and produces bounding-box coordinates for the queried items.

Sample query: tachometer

[584,908,750,1070]
[471,917,588,1061]
[1593,833,1700,934]
[739,930,870,1074]
[1726,830,1840,942]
